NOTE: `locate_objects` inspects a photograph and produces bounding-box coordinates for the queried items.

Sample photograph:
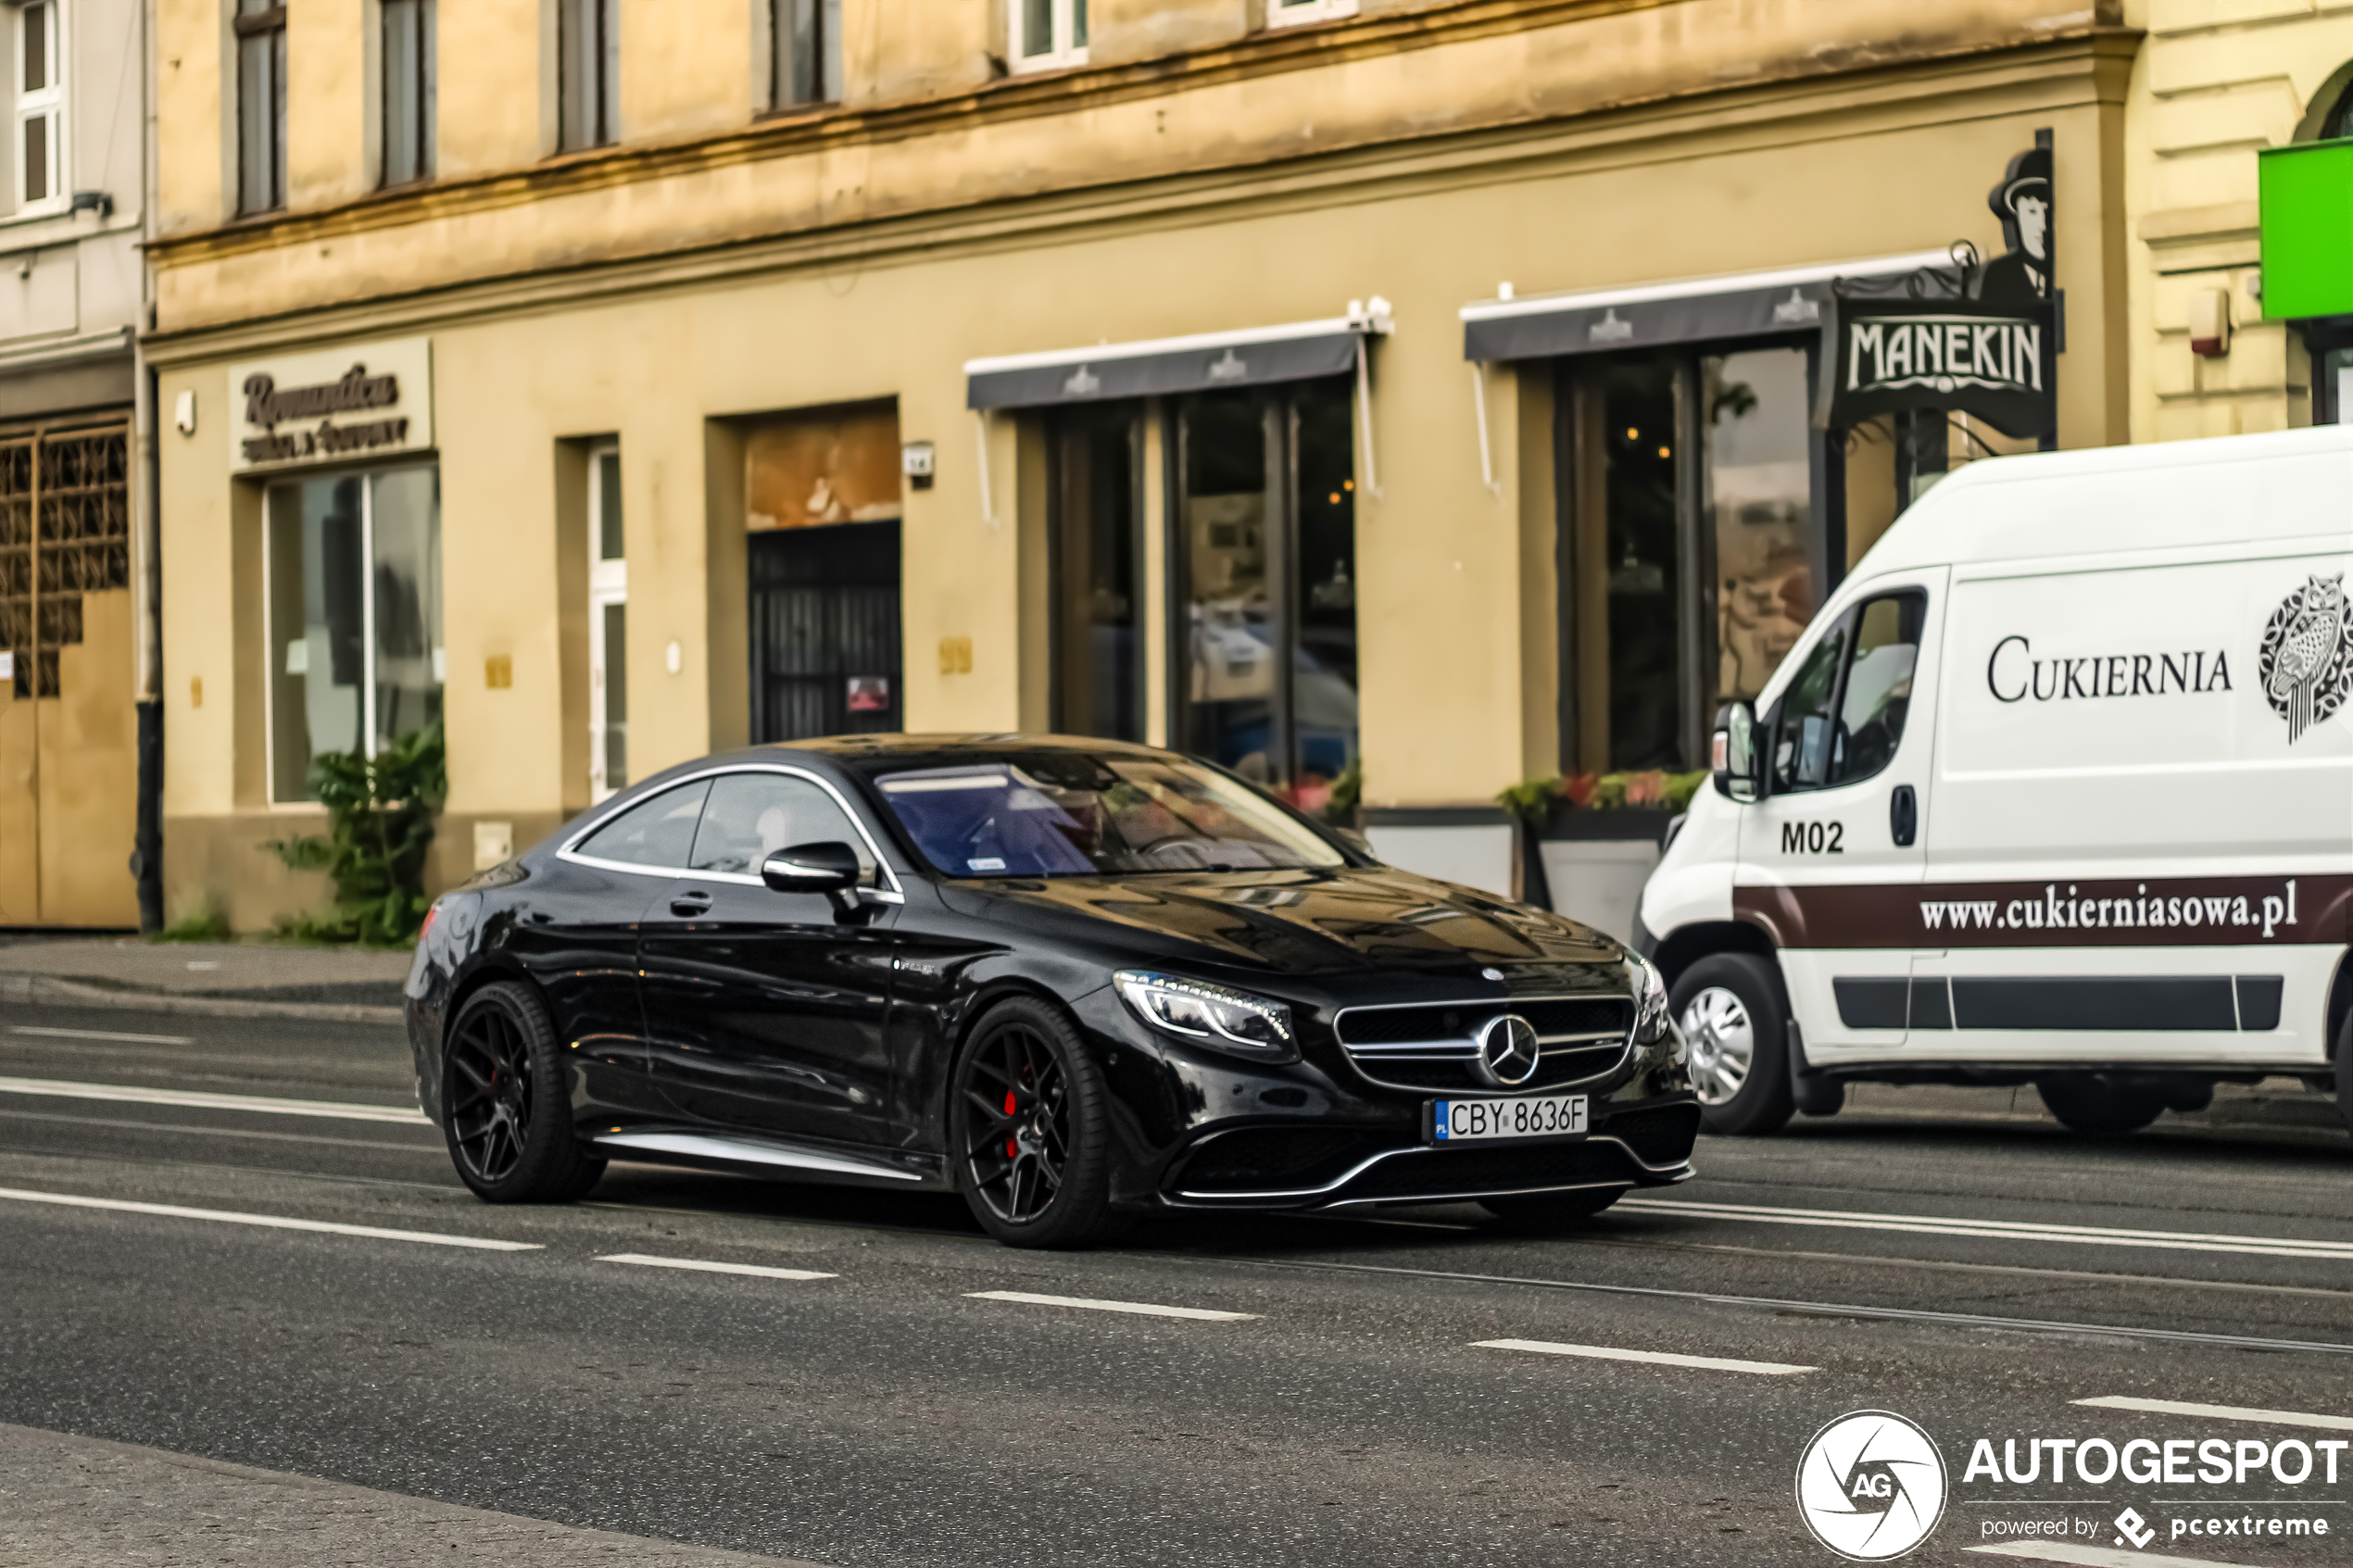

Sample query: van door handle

[669,890,714,918]
[1890,784,1918,847]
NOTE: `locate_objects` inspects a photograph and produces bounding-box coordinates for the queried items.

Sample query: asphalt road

[3,998,2350,1567]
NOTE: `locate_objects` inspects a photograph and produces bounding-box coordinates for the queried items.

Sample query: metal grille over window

[0,427,132,699]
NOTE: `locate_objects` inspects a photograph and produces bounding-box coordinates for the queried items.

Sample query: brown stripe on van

[1735,875,2352,949]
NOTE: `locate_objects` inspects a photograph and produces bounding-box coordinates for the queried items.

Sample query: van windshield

[873,755,1346,878]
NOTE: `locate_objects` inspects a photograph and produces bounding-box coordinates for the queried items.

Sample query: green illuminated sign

[2259,140,2353,320]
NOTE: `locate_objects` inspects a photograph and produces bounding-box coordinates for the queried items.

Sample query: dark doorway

[747,520,901,743]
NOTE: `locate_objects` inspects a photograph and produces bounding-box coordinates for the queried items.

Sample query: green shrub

[268,722,447,947]
[153,902,232,944]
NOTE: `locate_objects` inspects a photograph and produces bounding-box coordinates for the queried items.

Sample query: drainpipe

[131,0,163,933]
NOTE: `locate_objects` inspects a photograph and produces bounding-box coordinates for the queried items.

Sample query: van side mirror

[1712,701,1760,802]
[761,841,863,917]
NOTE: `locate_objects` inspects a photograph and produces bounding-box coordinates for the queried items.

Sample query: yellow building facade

[148,0,2140,930]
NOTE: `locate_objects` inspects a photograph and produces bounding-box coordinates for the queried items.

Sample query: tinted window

[576,781,710,867]
[874,753,1345,878]
[690,771,874,882]
[1770,591,1926,794]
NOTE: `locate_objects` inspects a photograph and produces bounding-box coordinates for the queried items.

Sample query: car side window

[690,771,876,884]
[1770,614,1852,793]
[576,781,711,867]
[1830,592,1926,786]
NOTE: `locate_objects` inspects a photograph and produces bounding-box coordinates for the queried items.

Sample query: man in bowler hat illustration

[1978,146,2052,306]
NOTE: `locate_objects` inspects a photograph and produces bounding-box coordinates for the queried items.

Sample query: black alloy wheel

[1478,1185,1626,1231]
[442,980,606,1203]
[950,996,1120,1248]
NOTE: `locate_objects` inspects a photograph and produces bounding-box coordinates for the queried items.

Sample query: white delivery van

[1634,424,2352,1137]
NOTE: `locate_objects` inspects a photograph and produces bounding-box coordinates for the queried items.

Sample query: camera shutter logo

[2258,574,2351,744]
[1474,1014,1541,1088]
[1794,1410,1947,1561]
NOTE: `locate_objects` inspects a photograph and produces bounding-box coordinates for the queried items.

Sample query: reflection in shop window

[266,466,444,804]
[1705,347,1814,708]
[1050,405,1141,743]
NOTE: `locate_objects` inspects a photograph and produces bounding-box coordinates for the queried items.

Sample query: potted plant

[1498,769,1706,939]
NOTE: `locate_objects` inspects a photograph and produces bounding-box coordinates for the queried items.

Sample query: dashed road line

[2074,1396,2353,1433]
[7,1025,196,1046]
[0,1185,537,1250]
[0,1075,429,1124]
[1618,1197,2353,1262]
[966,1289,1256,1322]
[597,1252,838,1281]
[1473,1337,1815,1375]
[1969,1542,2269,1567]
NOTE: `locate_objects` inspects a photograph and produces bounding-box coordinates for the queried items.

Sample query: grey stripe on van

[1832,975,2284,1032]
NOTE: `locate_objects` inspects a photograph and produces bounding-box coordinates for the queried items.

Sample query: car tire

[441,980,607,1203]
[1673,953,1795,1136]
[1478,1186,1626,1231]
[2334,1008,2351,1139]
[2035,1073,2167,1136]
[950,995,1123,1249]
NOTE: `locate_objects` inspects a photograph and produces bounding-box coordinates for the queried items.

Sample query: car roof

[741,734,1175,766]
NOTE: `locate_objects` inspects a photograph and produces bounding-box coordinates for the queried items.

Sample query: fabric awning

[1460,250,1959,363]
[965,307,1390,411]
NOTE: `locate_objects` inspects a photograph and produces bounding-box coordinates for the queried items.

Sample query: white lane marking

[597,1253,838,1282]
[965,1289,1257,1322]
[2074,1395,2353,1433]
[1619,1198,2353,1262]
[1473,1337,1816,1375]
[0,1075,429,1125]
[8,1025,197,1046]
[1969,1542,2270,1568]
[0,1185,538,1250]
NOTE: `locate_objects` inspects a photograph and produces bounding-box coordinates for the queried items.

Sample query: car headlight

[1114,971,1297,1062]
[1627,953,1670,1045]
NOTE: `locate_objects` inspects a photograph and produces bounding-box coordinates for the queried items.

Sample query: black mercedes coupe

[404,736,1698,1248]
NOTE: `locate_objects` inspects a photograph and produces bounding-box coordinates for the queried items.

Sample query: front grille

[1329,994,1634,1095]
[1597,1102,1703,1167]
[1339,1139,1642,1203]
[1175,1128,1381,1194]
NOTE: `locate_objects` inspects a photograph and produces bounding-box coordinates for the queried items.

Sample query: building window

[587,444,627,801]
[265,466,444,804]
[771,0,840,108]
[1048,405,1143,743]
[233,0,286,215]
[381,0,435,185]
[1174,381,1359,810]
[0,426,132,701]
[1009,0,1087,71]
[557,0,619,151]
[14,0,62,214]
[1266,0,1357,27]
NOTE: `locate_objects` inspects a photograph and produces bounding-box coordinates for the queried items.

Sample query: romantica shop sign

[228,337,434,473]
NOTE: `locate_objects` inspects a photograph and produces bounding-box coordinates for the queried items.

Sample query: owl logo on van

[2258,574,2352,744]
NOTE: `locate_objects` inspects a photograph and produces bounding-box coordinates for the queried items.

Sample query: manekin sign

[1824,143,2058,440]
[229,337,434,472]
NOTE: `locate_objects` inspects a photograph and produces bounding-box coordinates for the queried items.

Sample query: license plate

[1430,1093,1589,1144]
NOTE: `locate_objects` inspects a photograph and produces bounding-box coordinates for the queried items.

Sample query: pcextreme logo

[1795,1411,1950,1561]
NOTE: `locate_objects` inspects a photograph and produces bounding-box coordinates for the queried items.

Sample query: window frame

[769,0,842,110]
[233,1,287,216]
[1764,588,1926,797]
[1008,0,1088,73]
[14,0,64,216]
[586,442,627,803]
[380,0,436,187]
[556,0,620,152]
[559,763,905,899]
[1265,0,1358,29]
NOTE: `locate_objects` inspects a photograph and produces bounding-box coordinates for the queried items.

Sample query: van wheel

[2035,1073,2167,1136]
[2335,1010,2352,1139]
[1672,954,1793,1136]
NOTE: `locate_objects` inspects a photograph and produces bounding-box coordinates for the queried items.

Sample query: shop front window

[266,465,444,804]
[1048,404,1142,743]
[1564,343,1818,773]
[1174,380,1357,809]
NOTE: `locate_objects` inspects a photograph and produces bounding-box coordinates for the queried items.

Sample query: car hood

[948,865,1626,980]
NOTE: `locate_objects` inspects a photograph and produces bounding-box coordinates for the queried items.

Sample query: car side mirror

[1712,701,1760,803]
[761,841,863,917]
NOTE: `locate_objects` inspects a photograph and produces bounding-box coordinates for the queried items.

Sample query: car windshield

[872,754,1347,878]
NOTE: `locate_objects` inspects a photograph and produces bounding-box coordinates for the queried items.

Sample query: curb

[0,973,405,1026]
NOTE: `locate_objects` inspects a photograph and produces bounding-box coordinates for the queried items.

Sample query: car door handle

[670,891,714,918]
[1890,784,1918,847]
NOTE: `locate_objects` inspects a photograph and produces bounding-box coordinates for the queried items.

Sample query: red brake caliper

[1004,1090,1018,1159]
